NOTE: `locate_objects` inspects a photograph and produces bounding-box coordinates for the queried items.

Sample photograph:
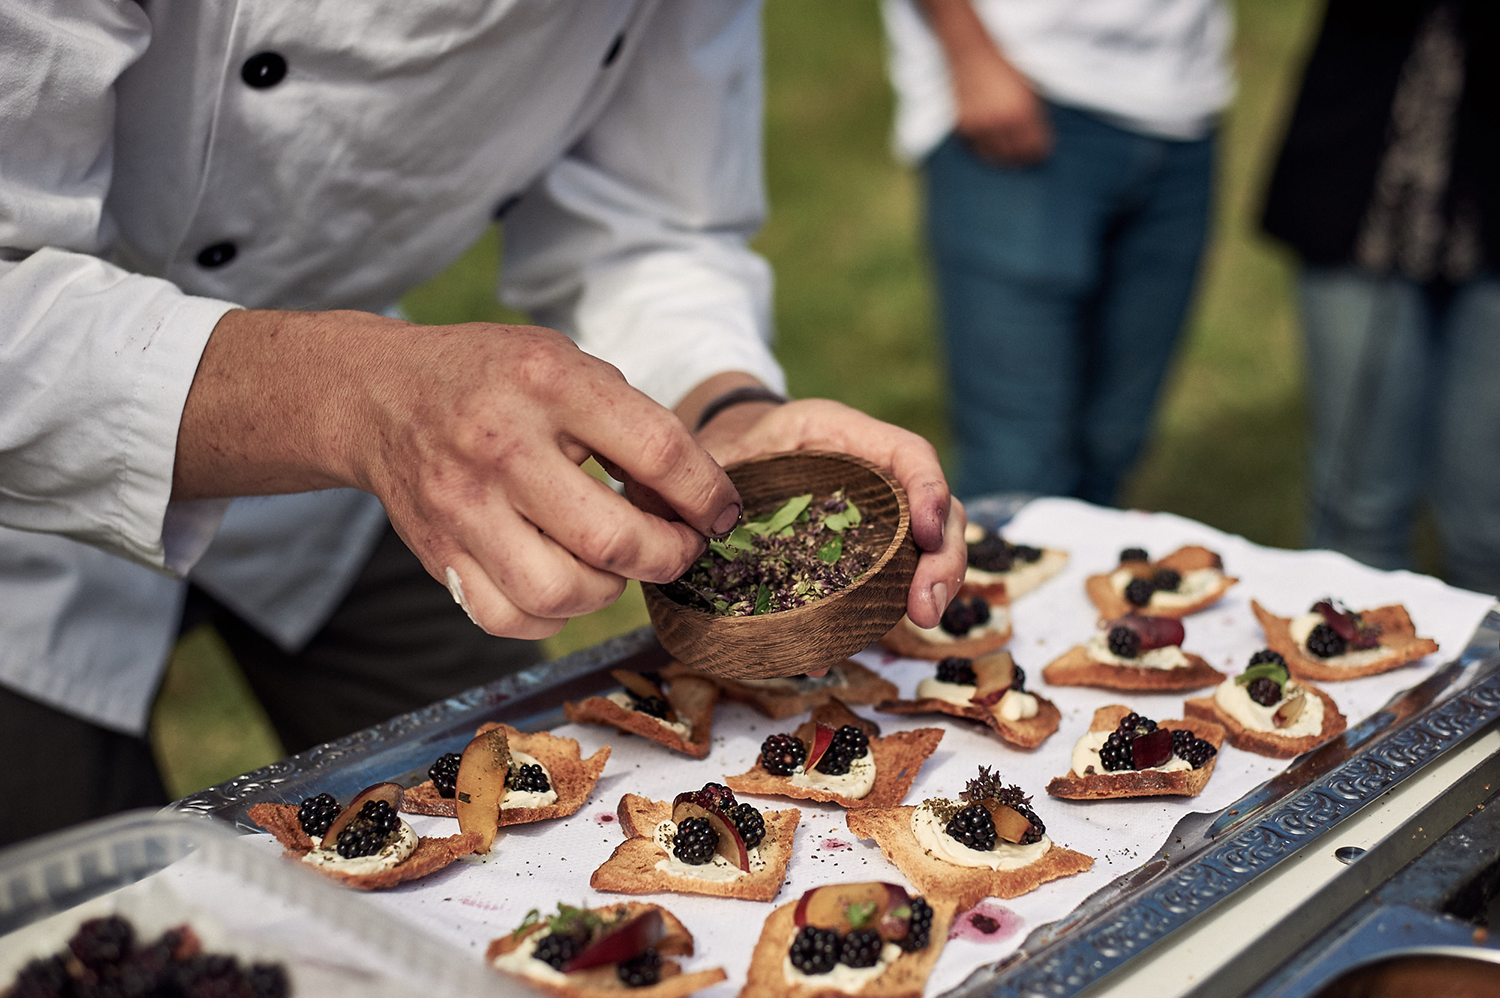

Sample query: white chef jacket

[881,0,1236,162]
[0,0,786,734]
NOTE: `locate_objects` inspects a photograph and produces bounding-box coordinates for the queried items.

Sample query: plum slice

[611,669,678,722]
[1131,728,1173,770]
[792,721,837,771]
[1107,614,1185,651]
[564,909,665,972]
[969,651,1018,708]
[979,801,1035,845]
[319,782,404,850]
[455,727,510,853]
[671,791,749,870]
[795,882,912,940]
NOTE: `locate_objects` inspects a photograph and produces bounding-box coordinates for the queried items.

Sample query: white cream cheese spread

[1083,633,1191,670]
[604,691,693,739]
[910,802,1051,869]
[1069,729,1191,778]
[652,820,767,881]
[914,679,1036,719]
[1289,612,1397,668]
[491,932,569,983]
[789,753,877,799]
[1212,678,1325,738]
[302,819,418,875]
[501,750,559,809]
[1109,567,1223,609]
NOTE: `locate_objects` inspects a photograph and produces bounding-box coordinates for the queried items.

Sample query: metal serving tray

[171,496,1500,997]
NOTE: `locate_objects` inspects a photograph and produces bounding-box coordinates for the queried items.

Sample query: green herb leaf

[818,536,843,564]
[747,494,813,536]
[727,525,755,550]
[512,909,541,938]
[1236,660,1290,686]
[844,498,862,526]
[708,539,737,561]
[824,511,851,533]
[845,901,877,930]
[753,581,771,615]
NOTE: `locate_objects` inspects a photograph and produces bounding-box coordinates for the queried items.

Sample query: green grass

[150,0,1324,797]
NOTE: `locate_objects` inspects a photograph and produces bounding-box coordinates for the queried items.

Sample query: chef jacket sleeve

[0,0,238,574]
[498,0,788,411]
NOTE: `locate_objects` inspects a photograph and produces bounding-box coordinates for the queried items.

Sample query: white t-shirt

[882,0,1236,162]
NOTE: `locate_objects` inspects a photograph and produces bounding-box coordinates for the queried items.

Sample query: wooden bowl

[643,450,919,678]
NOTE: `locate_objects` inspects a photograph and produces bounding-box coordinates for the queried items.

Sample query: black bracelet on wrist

[693,386,790,432]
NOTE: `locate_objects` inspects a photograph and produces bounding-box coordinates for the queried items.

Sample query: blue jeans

[923,104,1214,504]
[1301,269,1500,597]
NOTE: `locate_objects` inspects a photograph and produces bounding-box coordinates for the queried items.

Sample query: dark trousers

[0,525,539,847]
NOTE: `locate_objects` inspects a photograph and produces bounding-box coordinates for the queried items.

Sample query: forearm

[915,0,1013,80]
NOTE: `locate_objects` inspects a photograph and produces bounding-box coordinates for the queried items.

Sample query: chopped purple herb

[664,490,876,616]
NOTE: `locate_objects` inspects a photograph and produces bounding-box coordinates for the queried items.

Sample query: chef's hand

[173,309,744,639]
[681,375,967,630]
[918,0,1052,165]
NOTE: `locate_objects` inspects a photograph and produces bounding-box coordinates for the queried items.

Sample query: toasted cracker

[1045,705,1226,800]
[738,894,956,998]
[590,794,800,903]
[724,727,944,809]
[247,803,480,890]
[845,806,1093,910]
[876,689,1059,749]
[1041,644,1224,692]
[1085,546,1237,621]
[963,547,1070,604]
[487,902,726,998]
[563,674,718,759]
[1251,600,1439,681]
[1184,682,1347,759]
[403,724,610,823]
[662,659,898,720]
[878,603,1012,661]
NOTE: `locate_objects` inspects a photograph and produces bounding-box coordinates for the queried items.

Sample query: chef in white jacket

[0,0,964,844]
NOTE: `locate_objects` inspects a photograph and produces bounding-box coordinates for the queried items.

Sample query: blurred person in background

[0,1,965,846]
[882,0,1234,503]
[1263,0,1499,597]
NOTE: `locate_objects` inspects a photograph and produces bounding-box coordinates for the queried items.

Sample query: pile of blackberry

[1099,713,1157,772]
[507,762,551,794]
[616,948,662,987]
[945,803,997,851]
[6,916,289,998]
[1123,577,1156,607]
[1152,568,1182,592]
[839,929,884,969]
[1250,649,1287,669]
[939,594,991,637]
[428,753,462,798]
[1306,623,1347,658]
[296,792,342,837]
[936,656,977,685]
[730,801,766,849]
[1010,664,1028,693]
[335,799,400,859]
[814,725,870,776]
[786,896,935,974]
[788,926,841,975]
[532,928,587,970]
[960,766,1045,844]
[1171,728,1218,769]
[672,816,719,865]
[759,733,808,775]
[900,898,934,951]
[1246,676,1283,706]
[628,691,672,719]
[1119,548,1149,562]
[967,533,1042,573]
[1107,625,1141,658]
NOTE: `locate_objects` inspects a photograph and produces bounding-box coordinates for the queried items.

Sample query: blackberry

[248,963,291,998]
[1119,547,1149,563]
[899,898,933,952]
[729,802,765,850]
[1171,729,1217,769]
[1248,649,1287,669]
[1099,732,1133,771]
[335,804,399,859]
[1116,712,1157,738]
[533,930,585,971]
[1306,623,1347,658]
[69,915,134,968]
[815,725,869,776]
[1246,677,1283,706]
[760,733,807,776]
[945,803,997,851]
[936,656,977,685]
[507,763,551,794]
[788,926,841,975]
[1124,577,1155,607]
[1151,568,1182,592]
[1107,625,1141,658]
[1010,663,1028,693]
[629,692,671,719]
[840,928,884,968]
[967,533,1014,573]
[298,791,343,836]
[940,595,990,636]
[672,816,719,865]
[617,947,662,988]
[358,798,400,836]
[1013,544,1043,563]
[1014,803,1046,844]
[700,783,737,807]
[12,955,70,997]
[428,754,461,799]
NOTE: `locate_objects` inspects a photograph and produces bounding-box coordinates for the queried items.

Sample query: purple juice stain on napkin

[949,901,1022,943]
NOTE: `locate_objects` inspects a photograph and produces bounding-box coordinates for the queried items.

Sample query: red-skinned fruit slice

[564,909,665,972]
[795,882,911,936]
[671,793,749,870]
[1108,614,1186,651]
[1131,728,1174,770]
[610,669,678,723]
[980,801,1034,844]
[1311,601,1360,641]
[1273,692,1306,729]
[455,727,510,853]
[969,651,1018,707]
[792,722,837,771]
[319,782,405,850]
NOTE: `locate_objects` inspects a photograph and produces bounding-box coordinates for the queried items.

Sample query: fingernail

[711,503,742,538]
[932,581,949,613]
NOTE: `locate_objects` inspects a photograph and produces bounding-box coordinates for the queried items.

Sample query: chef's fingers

[907,497,967,629]
[432,550,570,641]
[506,448,714,585]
